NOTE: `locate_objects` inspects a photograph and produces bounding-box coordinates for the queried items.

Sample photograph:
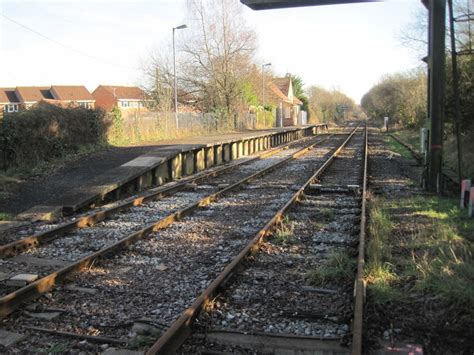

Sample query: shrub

[0,102,109,170]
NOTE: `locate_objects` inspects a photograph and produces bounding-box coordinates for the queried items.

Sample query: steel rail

[0,134,326,257]
[352,124,368,355]
[0,133,337,318]
[388,133,423,163]
[146,125,361,354]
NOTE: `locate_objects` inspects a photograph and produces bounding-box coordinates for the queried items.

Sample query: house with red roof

[0,88,21,114]
[49,86,95,109]
[268,76,303,127]
[0,86,95,114]
[92,85,151,113]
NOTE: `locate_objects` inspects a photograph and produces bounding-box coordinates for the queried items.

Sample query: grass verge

[392,129,420,149]
[365,195,474,308]
[384,136,413,160]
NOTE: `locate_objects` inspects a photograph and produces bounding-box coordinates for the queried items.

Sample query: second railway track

[151,125,368,354]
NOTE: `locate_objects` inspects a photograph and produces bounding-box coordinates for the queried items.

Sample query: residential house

[14,86,55,109]
[0,86,95,114]
[92,85,151,113]
[268,77,303,127]
[0,88,21,114]
[49,86,95,108]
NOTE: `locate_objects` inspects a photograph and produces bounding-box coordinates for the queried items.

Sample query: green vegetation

[307,86,364,124]
[0,212,12,221]
[365,198,399,303]
[40,343,66,354]
[273,217,295,245]
[392,129,420,149]
[0,103,108,171]
[108,106,124,145]
[384,136,413,159]
[361,69,427,128]
[291,74,310,116]
[306,251,356,284]
[365,195,474,307]
[320,207,334,220]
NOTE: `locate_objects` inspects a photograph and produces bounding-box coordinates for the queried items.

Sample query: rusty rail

[0,134,327,257]
[389,133,423,163]
[146,126,361,354]
[352,124,368,355]
[0,134,336,318]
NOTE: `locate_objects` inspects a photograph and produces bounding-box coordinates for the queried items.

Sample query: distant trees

[396,0,473,132]
[306,86,357,124]
[361,70,427,128]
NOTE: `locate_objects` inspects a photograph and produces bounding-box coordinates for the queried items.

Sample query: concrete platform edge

[17,125,327,220]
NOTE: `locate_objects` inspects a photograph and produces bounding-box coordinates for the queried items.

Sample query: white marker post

[460,179,471,209]
[383,117,389,132]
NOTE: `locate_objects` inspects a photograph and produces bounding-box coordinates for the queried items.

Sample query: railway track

[0,133,323,249]
[0,128,362,353]
[150,125,368,355]
[0,134,332,301]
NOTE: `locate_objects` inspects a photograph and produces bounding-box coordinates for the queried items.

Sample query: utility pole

[261,62,272,108]
[448,0,463,185]
[262,63,272,129]
[427,0,446,193]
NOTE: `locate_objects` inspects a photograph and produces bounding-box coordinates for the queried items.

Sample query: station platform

[10,125,327,222]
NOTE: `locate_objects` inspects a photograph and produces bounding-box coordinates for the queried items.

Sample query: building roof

[0,88,19,104]
[273,77,291,97]
[51,86,94,101]
[96,85,148,100]
[269,83,292,104]
[293,96,303,105]
[15,86,54,102]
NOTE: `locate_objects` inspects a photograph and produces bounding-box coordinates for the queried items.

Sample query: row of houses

[0,77,305,126]
[0,85,149,114]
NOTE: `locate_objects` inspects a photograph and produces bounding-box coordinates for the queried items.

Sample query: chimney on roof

[113,88,116,98]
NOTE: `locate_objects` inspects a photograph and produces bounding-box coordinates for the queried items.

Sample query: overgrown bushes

[0,103,109,170]
[361,69,427,128]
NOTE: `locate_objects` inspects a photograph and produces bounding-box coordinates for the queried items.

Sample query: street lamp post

[173,24,187,130]
[261,63,272,128]
[261,62,271,109]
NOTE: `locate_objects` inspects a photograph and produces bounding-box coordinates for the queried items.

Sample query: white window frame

[6,103,19,112]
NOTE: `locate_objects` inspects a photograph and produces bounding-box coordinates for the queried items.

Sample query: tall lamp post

[261,63,271,128]
[261,62,271,108]
[173,24,187,130]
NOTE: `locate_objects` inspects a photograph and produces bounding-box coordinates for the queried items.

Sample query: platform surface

[2,127,316,220]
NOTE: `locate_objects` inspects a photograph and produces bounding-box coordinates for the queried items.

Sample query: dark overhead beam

[241,0,381,10]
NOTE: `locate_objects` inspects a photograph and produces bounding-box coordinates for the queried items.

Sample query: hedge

[0,102,110,170]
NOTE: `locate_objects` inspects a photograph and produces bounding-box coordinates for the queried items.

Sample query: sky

[0,0,426,103]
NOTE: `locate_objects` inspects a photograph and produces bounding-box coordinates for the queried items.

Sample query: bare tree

[140,48,174,112]
[180,0,257,118]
